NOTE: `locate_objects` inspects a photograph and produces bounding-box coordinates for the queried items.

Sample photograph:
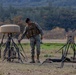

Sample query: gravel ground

[0,59,76,75]
[0,39,76,75]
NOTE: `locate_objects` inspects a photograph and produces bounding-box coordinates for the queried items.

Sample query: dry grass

[0,43,76,75]
[0,60,76,75]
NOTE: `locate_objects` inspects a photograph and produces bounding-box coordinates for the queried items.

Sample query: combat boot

[36,54,40,63]
[30,56,35,63]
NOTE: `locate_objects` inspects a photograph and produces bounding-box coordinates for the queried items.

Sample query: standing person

[18,18,43,63]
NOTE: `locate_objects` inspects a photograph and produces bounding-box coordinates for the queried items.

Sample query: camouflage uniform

[20,22,43,62]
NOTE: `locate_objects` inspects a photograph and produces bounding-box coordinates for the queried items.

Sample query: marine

[19,18,43,63]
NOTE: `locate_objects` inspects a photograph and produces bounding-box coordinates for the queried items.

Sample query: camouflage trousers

[30,35,41,57]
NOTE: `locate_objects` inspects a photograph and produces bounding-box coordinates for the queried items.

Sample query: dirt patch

[0,60,76,75]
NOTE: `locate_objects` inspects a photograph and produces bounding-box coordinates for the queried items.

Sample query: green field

[20,43,75,58]
[21,43,64,50]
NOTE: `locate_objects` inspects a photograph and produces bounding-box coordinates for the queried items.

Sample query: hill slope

[0,0,76,8]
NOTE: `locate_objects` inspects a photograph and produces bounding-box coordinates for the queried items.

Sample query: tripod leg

[72,44,76,59]
[3,42,9,61]
[19,52,27,62]
[74,43,76,58]
[0,34,5,58]
[18,42,28,61]
[7,48,11,61]
[15,38,27,62]
[0,45,2,58]
[12,39,23,63]
[62,43,69,59]
[55,43,68,53]
[61,43,70,68]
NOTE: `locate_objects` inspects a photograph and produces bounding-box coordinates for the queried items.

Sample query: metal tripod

[56,35,76,67]
[0,33,27,63]
[41,35,76,68]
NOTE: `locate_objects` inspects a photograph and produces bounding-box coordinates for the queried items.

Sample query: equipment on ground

[41,31,76,68]
[0,24,27,63]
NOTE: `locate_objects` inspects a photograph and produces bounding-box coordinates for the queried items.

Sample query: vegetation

[22,43,64,50]
[0,5,76,32]
[1,0,76,7]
